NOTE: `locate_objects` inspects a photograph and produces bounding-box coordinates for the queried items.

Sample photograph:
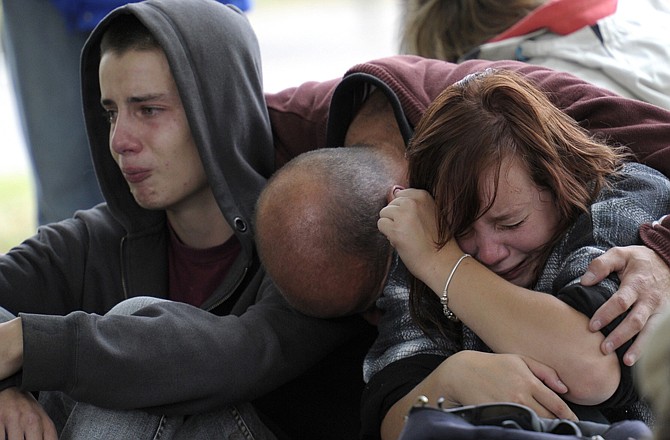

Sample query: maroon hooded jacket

[267,55,670,175]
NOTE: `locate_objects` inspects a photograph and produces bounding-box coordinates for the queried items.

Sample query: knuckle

[20,411,42,426]
[626,312,646,332]
[612,293,633,311]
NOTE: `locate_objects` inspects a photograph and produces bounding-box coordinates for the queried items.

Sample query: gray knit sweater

[364,162,670,423]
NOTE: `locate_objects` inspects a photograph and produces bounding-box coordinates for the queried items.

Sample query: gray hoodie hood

[81,0,274,257]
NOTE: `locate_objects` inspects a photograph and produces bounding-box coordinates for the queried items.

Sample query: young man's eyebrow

[100,93,167,106]
[127,93,167,103]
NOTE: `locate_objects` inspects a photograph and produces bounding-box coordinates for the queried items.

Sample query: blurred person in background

[400,0,670,110]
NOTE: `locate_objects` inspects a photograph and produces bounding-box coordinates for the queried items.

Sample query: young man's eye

[103,110,117,124]
[141,107,160,116]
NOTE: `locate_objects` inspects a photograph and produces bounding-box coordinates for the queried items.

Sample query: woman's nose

[459,232,509,268]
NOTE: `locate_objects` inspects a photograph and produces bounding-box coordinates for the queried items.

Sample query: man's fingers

[581,248,626,286]
[590,286,637,332]
[599,300,652,358]
[621,312,664,366]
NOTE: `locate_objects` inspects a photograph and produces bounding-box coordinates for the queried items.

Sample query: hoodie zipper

[119,233,249,311]
[120,235,129,300]
[204,265,248,312]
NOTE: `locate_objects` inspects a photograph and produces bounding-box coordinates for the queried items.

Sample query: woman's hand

[378,187,444,281]
[445,351,576,420]
[380,350,576,440]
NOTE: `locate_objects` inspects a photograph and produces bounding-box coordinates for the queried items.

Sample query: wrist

[0,318,24,379]
[424,241,469,292]
[440,254,472,322]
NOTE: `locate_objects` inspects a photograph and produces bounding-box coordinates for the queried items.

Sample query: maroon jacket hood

[266,55,670,176]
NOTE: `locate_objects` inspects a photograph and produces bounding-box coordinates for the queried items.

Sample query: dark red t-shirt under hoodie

[168,223,241,307]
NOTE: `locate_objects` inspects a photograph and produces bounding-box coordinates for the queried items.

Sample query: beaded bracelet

[440,254,471,322]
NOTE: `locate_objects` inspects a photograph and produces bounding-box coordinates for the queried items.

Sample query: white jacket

[467,0,670,110]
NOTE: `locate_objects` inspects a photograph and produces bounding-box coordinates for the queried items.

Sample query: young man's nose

[110,116,140,155]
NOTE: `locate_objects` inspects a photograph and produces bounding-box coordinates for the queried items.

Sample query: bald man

[255,145,405,320]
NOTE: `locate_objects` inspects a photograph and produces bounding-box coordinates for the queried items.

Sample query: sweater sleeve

[640,214,670,268]
[266,78,340,169]
[360,354,446,440]
[267,56,670,178]
[557,284,636,407]
[0,210,127,317]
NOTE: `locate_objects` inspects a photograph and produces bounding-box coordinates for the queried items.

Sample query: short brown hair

[100,14,160,56]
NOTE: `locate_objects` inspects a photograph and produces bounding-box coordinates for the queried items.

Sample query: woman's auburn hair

[406,69,629,338]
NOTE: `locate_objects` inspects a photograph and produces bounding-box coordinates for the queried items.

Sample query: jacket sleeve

[546,165,670,407]
[360,354,446,440]
[266,78,340,169]
[640,214,670,267]
[19,274,368,415]
[349,56,670,177]
[267,55,670,178]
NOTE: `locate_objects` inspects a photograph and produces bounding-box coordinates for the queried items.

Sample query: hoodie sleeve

[0,209,128,317]
[19,275,367,415]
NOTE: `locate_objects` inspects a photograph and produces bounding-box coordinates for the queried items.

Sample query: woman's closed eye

[497,219,526,231]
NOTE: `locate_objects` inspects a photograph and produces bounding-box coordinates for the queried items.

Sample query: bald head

[256,146,406,318]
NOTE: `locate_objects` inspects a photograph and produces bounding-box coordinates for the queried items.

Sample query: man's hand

[0,387,57,440]
[581,246,670,365]
[0,318,24,379]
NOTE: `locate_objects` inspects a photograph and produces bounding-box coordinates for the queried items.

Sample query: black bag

[398,400,653,440]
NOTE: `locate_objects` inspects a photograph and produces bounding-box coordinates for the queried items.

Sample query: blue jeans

[2,298,276,439]
[41,396,277,440]
[2,0,104,224]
